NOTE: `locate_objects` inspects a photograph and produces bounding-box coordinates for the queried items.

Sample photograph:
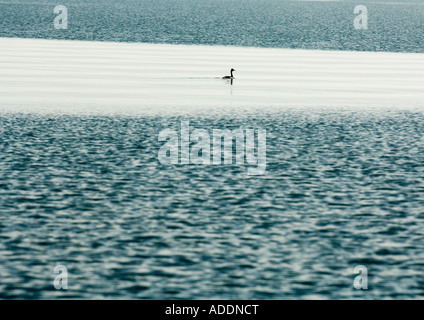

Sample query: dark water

[1,109,424,299]
[1,0,423,52]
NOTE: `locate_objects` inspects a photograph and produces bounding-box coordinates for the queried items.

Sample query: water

[2,38,423,109]
[1,0,424,300]
[1,109,424,299]
[1,0,423,53]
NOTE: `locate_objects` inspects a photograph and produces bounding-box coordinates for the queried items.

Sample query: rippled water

[1,0,424,52]
[1,0,424,301]
[1,108,424,299]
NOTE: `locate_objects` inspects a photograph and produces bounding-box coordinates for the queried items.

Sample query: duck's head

[231,68,236,72]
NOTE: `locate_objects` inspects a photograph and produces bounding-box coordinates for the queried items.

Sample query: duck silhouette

[222,68,235,79]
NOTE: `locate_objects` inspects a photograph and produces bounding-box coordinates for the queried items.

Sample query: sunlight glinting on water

[1,38,424,113]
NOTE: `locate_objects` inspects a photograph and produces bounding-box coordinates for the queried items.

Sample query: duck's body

[222,68,235,79]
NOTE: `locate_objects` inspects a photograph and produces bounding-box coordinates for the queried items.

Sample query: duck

[222,68,235,79]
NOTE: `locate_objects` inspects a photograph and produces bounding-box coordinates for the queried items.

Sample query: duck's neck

[230,70,234,78]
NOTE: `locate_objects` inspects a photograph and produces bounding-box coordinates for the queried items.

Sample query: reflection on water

[2,38,424,110]
[1,109,424,299]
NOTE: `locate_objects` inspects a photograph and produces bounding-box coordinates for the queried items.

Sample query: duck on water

[222,68,235,79]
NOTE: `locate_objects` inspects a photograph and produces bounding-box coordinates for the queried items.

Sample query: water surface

[1,109,424,299]
[1,0,423,52]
